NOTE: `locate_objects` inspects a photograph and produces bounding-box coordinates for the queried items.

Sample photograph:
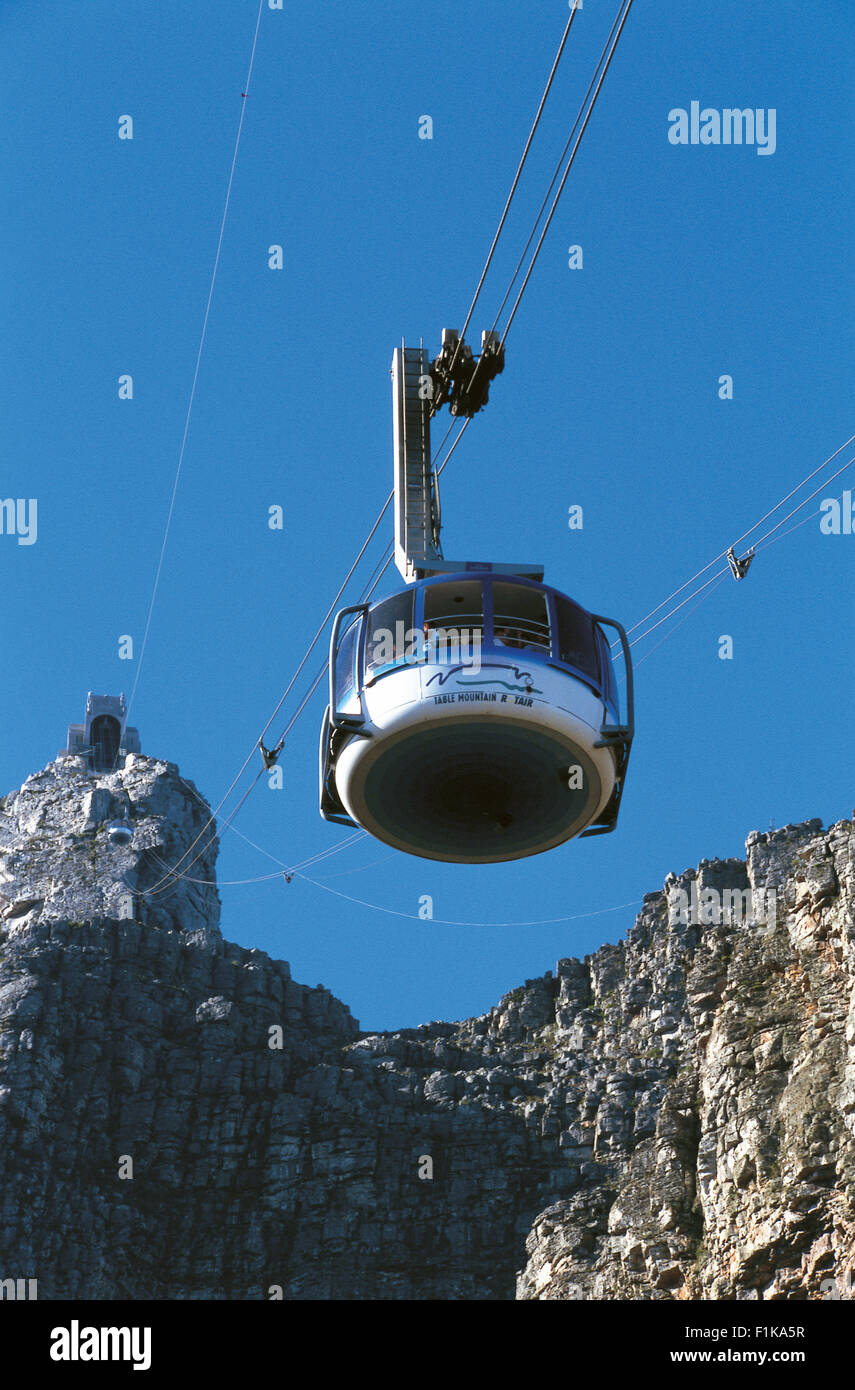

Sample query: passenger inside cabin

[495,625,536,651]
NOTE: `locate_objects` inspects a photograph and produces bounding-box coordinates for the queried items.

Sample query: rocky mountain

[0,751,852,1300]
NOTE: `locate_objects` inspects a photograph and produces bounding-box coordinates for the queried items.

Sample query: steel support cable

[620,460,854,673]
[146,537,385,898]
[628,567,731,651]
[142,648,350,895]
[141,3,600,885]
[128,785,368,900]
[127,5,620,884]
[141,491,401,894]
[125,0,265,732]
[159,486,843,899]
[178,775,366,873]
[146,843,642,930]
[728,441,855,554]
[628,574,729,674]
[145,413,460,893]
[290,872,641,929]
[148,828,371,885]
[148,430,846,895]
[142,530,390,897]
[311,854,396,880]
[265,420,473,754]
[754,506,824,553]
[287,834,368,873]
[743,455,854,552]
[615,432,855,647]
[443,4,581,384]
[489,1,627,338]
[240,826,367,876]
[614,451,855,654]
[499,0,635,351]
[144,417,471,895]
[141,767,266,899]
[148,852,284,888]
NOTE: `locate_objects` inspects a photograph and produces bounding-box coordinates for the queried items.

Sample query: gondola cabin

[319,337,634,863]
[320,569,632,862]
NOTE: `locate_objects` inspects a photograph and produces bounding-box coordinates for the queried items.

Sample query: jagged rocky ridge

[0,754,853,1300]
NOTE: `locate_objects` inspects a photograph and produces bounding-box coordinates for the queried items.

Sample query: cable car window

[422,581,484,660]
[334,615,362,715]
[366,591,416,674]
[554,596,600,682]
[596,626,619,713]
[491,581,550,653]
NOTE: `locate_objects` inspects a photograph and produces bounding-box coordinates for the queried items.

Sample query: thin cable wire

[129,786,369,899]
[125,0,265,729]
[292,872,641,928]
[160,427,844,892]
[181,775,367,874]
[747,455,854,551]
[500,0,635,349]
[130,3,636,893]
[149,852,284,888]
[312,853,397,880]
[141,499,393,893]
[148,844,642,929]
[630,574,728,672]
[287,831,367,874]
[159,480,837,903]
[142,767,266,898]
[490,1,626,336]
[621,468,850,673]
[617,432,855,645]
[755,506,822,552]
[629,566,729,650]
[142,499,400,898]
[446,4,581,380]
[728,439,854,553]
[150,431,850,896]
[142,420,460,894]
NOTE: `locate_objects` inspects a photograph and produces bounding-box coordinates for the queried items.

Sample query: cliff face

[0,754,852,1300]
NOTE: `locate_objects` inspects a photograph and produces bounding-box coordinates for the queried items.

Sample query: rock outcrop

[0,754,852,1300]
[0,753,220,943]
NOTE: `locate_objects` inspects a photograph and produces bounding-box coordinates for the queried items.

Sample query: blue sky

[1,0,852,1031]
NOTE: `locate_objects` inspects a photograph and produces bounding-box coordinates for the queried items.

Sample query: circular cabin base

[335,715,609,863]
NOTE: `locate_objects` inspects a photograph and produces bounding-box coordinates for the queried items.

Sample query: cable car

[107,816,134,847]
[319,335,633,864]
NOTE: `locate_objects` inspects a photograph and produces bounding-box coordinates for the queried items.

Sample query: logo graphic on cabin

[425,663,542,695]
